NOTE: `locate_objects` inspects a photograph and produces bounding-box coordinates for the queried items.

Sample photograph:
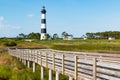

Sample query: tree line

[85,31,120,39]
[16,31,70,40]
[16,31,120,40]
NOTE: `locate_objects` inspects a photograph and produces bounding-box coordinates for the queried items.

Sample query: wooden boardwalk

[8,48,120,80]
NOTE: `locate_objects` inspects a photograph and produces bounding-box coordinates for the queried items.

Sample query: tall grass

[0,51,69,80]
[6,38,120,53]
[2,38,120,53]
[0,51,41,80]
[50,39,120,53]
[0,65,11,79]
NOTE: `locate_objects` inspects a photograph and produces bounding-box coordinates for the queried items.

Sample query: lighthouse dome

[41,6,46,14]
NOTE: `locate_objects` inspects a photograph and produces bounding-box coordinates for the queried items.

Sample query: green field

[1,38,120,53]
[21,39,120,54]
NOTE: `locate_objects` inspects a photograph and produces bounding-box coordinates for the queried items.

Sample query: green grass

[34,39,120,53]
[1,38,120,53]
[0,51,69,80]
[0,51,41,80]
[0,65,11,80]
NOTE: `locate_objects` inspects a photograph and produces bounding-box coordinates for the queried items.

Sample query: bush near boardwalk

[4,41,17,47]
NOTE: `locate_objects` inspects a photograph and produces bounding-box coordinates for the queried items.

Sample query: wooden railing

[8,48,120,80]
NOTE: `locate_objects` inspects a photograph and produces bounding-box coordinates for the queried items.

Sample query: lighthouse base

[41,33,47,40]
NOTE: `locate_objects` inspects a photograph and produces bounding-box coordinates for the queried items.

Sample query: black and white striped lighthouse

[41,6,47,40]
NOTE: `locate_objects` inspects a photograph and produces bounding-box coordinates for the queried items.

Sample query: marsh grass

[0,51,69,80]
[6,38,120,53]
[50,39,120,53]
[0,51,41,80]
[1,38,120,53]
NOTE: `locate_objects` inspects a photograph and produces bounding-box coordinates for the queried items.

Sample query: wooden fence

[8,48,120,80]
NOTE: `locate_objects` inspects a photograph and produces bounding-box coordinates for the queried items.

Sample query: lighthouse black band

[41,9,46,14]
[41,29,46,33]
[41,19,46,23]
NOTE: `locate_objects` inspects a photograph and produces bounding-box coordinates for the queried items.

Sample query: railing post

[49,69,52,80]
[23,50,25,62]
[24,50,27,66]
[62,54,64,74]
[18,49,21,61]
[31,50,33,61]
[22,50,24,62]
[19,49,21,61]
[21,50,22,61]
[75,56,78,80]
[69,76,73,80]
[27,49,29,61]
[30,49,32,61]
[35,50,37,62]
[46,52,48,68]
[27,60,30,68]
[53,54,55,71]
[56,71,60,80]
[33,62,36,72]
[16,48,19,60]
[36,50,38,63]
[40,52,42,66]
[93,58,97,80]
[41,66,44,80]
[24,60,26,66]
[33,50,35,62]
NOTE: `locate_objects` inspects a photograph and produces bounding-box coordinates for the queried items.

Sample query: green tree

[45,34,51,40]
[53,33,59,39]
[61,31,68,38]
[86,32,95,39]
[28,32,40,39]
[86,31,120,39]
[17,33,27,38]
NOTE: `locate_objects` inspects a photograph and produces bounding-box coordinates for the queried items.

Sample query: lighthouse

[41,6,47,40]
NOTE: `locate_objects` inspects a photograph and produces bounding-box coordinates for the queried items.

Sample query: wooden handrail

[8,48,120,80]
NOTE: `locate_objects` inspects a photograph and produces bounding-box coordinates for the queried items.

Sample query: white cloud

[0,16,4,21]
[11,26,21,29]
[0,16,4,27]
[0,16,20,29]
[0,16,22,37]
[27,14,34,18]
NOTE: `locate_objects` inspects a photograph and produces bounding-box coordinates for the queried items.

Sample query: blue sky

[0,0,120,37]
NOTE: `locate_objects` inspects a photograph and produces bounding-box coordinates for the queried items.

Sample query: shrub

[4,41,17,47]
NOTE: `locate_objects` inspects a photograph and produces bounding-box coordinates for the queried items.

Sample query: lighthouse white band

[41,24,46,28]
[41,14,46,19]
